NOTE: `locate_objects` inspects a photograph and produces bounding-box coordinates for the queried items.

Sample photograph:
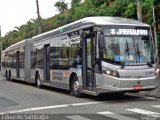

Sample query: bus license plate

[133,85,143,90]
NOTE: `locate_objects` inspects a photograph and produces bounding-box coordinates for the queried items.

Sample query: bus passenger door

[44,44,50,83]
[16,51,20,78]
[83,33,96,91]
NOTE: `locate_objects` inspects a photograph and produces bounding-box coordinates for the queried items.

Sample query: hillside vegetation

[1,0,160,51]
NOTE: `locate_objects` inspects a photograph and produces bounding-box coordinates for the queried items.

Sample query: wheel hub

[74,81,80,92]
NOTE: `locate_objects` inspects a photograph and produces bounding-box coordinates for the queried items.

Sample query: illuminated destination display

[104,28,149,36]
[111,29,148,35]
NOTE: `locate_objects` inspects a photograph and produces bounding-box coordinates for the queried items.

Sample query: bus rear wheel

[8,71,11,81]
[5,70,8,80]
[36,74,41,88]
[71,76,82,97]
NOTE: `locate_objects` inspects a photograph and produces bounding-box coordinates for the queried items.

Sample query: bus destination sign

[105,28,149,36]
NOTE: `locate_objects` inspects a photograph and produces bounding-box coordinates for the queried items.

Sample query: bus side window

[59,46,69,68]
[31,46,37,69]
[70,43,81,67]
[50,47,59,69]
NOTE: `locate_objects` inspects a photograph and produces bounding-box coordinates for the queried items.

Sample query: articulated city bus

[1,17,159,97]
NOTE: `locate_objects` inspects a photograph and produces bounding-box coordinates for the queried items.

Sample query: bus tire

[36,74,41,88]
[5,70,8,81]
[71,76,82,97]
[8,70,12,81]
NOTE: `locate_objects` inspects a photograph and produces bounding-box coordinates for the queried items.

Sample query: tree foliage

[1,0,160,52]
[54,0,68,13]
[71,0,81,7]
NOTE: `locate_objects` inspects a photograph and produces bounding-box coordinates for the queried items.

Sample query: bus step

[82,90,97,96]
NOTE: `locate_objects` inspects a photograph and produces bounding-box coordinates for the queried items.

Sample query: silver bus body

[1,17,159,96]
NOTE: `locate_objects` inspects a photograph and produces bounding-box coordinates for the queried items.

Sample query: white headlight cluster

[103,68,119,78]
[155,68,160,75]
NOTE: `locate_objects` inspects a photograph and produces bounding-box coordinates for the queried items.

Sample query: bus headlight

[103,69,119,78]
[155,68,160,75]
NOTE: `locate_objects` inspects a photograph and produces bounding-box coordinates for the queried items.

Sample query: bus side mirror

[98,32,104,50]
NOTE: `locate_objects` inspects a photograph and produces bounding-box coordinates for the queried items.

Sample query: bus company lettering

[111,29,148,35]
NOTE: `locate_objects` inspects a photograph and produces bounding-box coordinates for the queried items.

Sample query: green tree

[123,2,137,19]
[71,0,81,7]
[2,0,160,51]
[55,0,68,13]
[153,0,160,55]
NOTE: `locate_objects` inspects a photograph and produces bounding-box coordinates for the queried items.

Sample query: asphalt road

[0,75,160,120]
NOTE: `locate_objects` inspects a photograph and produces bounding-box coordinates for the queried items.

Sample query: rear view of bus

[96,18,159,95]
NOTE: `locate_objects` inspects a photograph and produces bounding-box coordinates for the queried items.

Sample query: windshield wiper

[125,40,130,56]
[136,43,152,67]
[121,40,130,69]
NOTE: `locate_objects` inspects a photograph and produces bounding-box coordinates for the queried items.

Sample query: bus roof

[31,16,150,41]
[3,40,25,52]
[3,17,150,52]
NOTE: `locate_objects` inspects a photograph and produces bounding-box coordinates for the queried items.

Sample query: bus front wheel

[71,76,82,97]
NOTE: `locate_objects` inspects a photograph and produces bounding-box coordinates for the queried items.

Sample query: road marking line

[71,102,101,106]
[152,105,160,108]
[66,115,91,120]
[0,104,69,114]
[126,108,160,118]
[97,111,138,120]
[0,101,102,114]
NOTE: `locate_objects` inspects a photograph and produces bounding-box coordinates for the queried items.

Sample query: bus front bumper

[96,75,159,95]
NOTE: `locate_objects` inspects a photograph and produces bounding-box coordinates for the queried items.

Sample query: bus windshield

[102,36,155,66]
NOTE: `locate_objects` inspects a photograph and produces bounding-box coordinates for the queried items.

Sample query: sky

[0,0,71,37]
